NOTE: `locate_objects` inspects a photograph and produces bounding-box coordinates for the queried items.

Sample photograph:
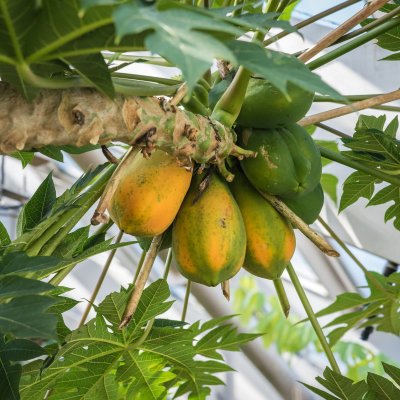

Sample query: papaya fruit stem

[181,280,192,322]
[221,280,230,301]
[119,234,163,329]
[298,89,400,127]
[273,278,290,318]
[91,146,139,226]
[297,0,389,63]
[286,263,341,374]
[79,230,124,328]
[218,161,235,182]
[260,192,340,257]
[230,144,257,160]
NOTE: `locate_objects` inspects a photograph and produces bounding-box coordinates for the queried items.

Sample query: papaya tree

[1,0,400,399]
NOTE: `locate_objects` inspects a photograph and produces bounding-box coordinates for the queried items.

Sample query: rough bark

[0,82,252,166]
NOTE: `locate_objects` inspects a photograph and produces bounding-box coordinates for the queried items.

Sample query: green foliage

[338,115,400,229]
[0,0,339,101]
[316,272,400,345]
[363,4,400,61]
[20,280,259,400]
[303,363,400,400]
[233,276,397,380]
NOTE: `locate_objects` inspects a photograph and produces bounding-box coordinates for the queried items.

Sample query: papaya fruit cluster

[108,79,324,288]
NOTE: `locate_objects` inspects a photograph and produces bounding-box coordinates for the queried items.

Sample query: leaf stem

[263,0,362,46]
[103,53,172,67]
[163,248,173,280]
[318,145,400,187]
[79,230,124,327]
[333,7,400,45]
[91,147,138,225]
[317,217,391,296]
[298,0,390,63]
[259,192,340,257]
[133,249,147,284]
[111,72,181,86]
[307,17,400,70]
[181,280,192,322]
[315,123,351,139]
[286,263,341,373]
[119,235,163,328]
[273,278,290,318]
[298,90,400,127]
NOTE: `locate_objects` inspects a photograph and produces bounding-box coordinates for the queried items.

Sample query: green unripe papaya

[229,168,296,280]
[239,123,322,198]
[209,76,314,129]
[172,172,246,287]
[281,183,324,225]
[237,79,314,129]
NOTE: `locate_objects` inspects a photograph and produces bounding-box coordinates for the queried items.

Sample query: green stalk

[315,123,351,139]
[25,165,116,256]
[334,8,400,45]
[103,53,172,67]
[181,280,192,322]
[133,249,147,285]
[317,217,392,296]
[308,17,400,70]
[286,263,341,373]
[111,72,181,86]
[79,230,124,327]
[318,146,400,187]
[113,78,180,97]
[263,0,361,46]
[314,95,400,113]
[49,263,77,286]
[163,248,173,280]
[273,278,290,318]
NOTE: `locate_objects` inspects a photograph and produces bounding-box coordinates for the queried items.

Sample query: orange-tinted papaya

[108,150,192,237]
[229,168,296,280]
[172,172,246,286]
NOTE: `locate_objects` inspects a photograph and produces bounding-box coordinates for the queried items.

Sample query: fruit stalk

[221,280,230,301]
[260,192,339,257]
[119,235,163,328]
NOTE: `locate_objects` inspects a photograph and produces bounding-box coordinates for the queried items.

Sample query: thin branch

[318,145,400,186]
[133,249,147,284]
[317,217,393,297]
[260,192,340,257]
[315,123,352,139]
[101,145,119,164]
[298,0,390,63]
[298,89,400,127]
[333,7,400,45]
[91,146,138,225]
[287,263,341,374]
[79,230,124,327]
[119,235,163,329]
[260,192,339,257]
[163,248,173,279]
[263,0,362,46]
[169,83,188,106]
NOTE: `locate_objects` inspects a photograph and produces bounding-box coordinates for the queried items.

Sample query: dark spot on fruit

[219,218,226,228]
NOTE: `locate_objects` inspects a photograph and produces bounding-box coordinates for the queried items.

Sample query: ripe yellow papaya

[229,167,296,280]
[172,172,246,286]
[108,150,192,237]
